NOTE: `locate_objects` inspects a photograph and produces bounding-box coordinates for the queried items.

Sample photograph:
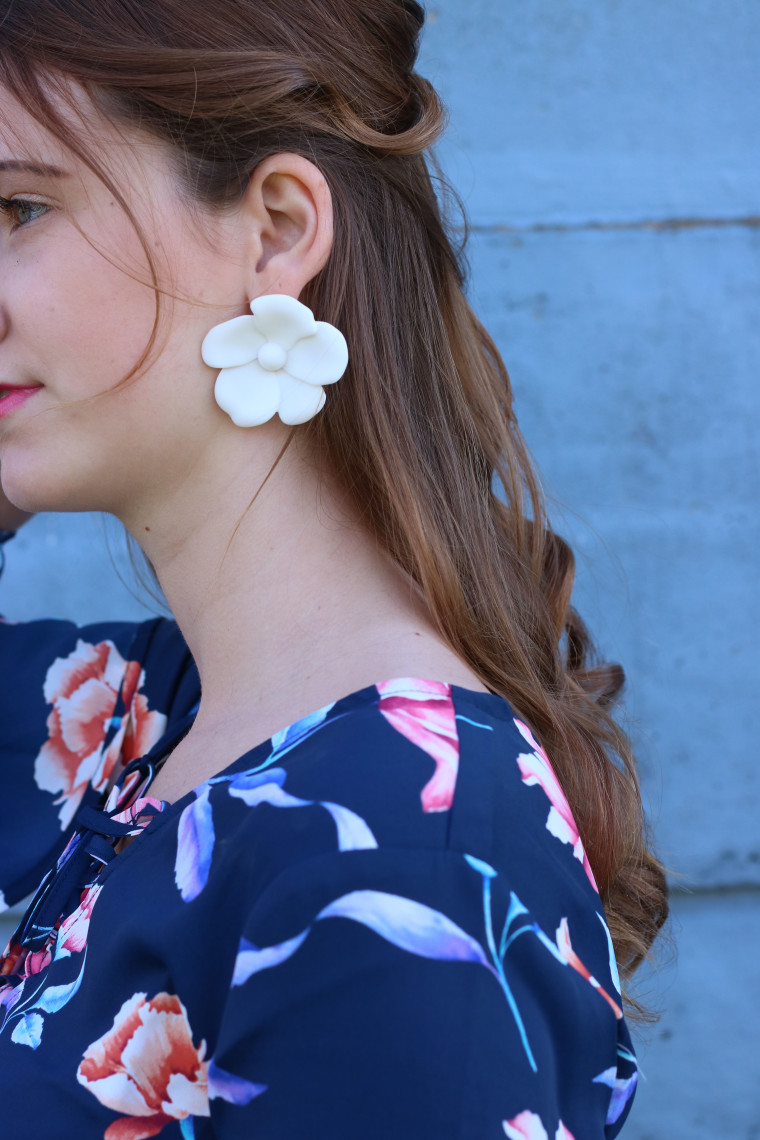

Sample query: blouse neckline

[114,676,510,824]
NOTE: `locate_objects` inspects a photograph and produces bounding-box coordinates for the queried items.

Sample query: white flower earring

[201,294,348,427]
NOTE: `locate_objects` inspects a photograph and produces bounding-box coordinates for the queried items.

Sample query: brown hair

[0,0,667,1009]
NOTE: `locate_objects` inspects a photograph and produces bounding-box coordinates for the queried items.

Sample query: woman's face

[0,82,251,522]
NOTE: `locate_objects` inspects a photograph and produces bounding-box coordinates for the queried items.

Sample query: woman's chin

[0,454,92,515]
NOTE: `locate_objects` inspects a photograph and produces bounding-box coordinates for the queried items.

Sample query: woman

[0,1,667,1136]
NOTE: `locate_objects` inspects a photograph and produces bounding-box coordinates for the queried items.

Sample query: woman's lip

[0,386,42,419]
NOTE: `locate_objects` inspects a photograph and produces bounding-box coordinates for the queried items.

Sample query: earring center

[257,343,288,372]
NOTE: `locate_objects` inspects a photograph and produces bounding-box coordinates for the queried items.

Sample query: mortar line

[668,881,760,899]
[469,215,760,236]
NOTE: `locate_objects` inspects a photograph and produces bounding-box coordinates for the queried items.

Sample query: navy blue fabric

[0,604,638,1138]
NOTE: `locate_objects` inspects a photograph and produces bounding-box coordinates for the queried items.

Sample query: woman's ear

[240,153,334,301]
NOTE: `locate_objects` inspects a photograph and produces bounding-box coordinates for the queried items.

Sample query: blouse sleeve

[0,597,200,908]
[203,847,637,1140]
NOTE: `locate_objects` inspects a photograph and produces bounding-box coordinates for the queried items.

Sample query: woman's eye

[0,197,50,229]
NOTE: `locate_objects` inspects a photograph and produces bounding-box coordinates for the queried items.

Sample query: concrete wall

[418,2,760,1134]
[1,2,758,1134]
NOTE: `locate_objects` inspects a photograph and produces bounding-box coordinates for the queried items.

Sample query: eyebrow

[0,160,69,176]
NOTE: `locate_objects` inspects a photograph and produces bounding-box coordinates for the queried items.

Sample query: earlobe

[244,154,334,300]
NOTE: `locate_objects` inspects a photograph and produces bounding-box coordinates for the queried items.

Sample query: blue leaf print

[175,787,216,903]
[593,1066,639,1124]
[207,1058,267,1104]
[229,778,309,809]
[224,768,287,793]
[232,932,311,987]
[179,1120,195,1140]
[464,853,498,878]
[31,950,87,1015]
[270,703,336,757]
[319,802,377,851]
[10,1012,43,1049]
[316,890,491,966]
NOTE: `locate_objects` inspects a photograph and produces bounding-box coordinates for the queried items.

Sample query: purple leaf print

[228,769,377,850]
[593,1067,639,1124]
[207,1058,267,1105]
[319,802,377,851]
[175,787,216,902]
[316,890,490,966]
[10,1012,43,1049]
[232,932,310,986]
[377,679,460,812]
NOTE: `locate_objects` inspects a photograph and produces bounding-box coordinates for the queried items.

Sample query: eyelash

[0,196,50,231]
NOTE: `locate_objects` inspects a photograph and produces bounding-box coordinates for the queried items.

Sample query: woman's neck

[120,426,486,753]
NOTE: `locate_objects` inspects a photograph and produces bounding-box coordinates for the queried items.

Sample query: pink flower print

[78,992,211,1139]
[58,884,103,957]
[503,1111,576,1140]
[377,679,460,811]
[33,641,167,830]
[513,719,598,892]
[555,918,622,1020]
[22,945,53,979]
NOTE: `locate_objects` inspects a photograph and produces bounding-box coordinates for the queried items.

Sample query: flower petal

[285,322,349,385]
[316,889,490,965]
[277,375,326,425]
[249,294,315,349]
[214,363,280,427]
[201,316,265,368]
[377,680,460,812]
[502,1110,549,1139]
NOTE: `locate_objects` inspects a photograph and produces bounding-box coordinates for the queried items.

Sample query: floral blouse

[0,605,639,1138]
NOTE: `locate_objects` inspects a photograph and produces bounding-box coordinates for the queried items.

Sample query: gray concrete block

[625,890,760,1138]
[419,0,760,224]
[465,224,758,886]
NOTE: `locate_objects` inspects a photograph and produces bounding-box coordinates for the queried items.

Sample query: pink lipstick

[0,386,42,419]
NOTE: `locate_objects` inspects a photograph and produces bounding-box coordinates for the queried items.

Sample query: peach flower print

[513,718,598,892]
[503,1110,576,1140]
[78,993,211,1139]
[33,640,167,830]
[377,679,460,811]
[78,992,264,1139]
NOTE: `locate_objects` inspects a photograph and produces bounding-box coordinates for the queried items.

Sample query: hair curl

[0,0,668,1012]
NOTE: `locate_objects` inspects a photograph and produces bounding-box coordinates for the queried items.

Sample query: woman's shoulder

[190,677,601,916]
